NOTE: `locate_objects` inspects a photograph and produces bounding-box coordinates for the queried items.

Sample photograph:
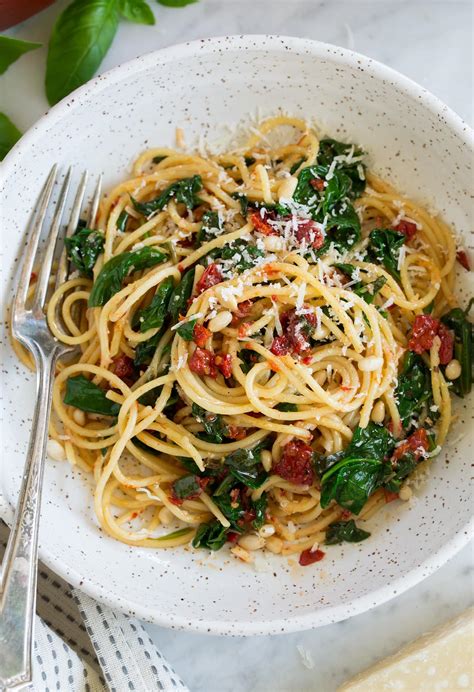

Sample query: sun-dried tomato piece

[227,425,247,440]
[384,489,399,503]
[112,354,135,381]
[456,250,470,271]
[285,308,317,355]
[193,324,212,348]
[392,428,429,462]
[195,263,223,294]
[295,219,325,249]
[231,300,253,326]
[394,220,417,240]
[189,347,217,378]
[215,353,233,379]
[437,323,454,365]
[270,334,291,356]
[408,315,440,354]
[273,439,315,485]
[250,209,278,235]
[299,548,325,566]
[310,177,325,192]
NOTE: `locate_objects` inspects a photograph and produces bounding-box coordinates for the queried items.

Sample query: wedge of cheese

[339,607,474,691]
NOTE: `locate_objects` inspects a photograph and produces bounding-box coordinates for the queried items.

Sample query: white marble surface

[2,1,473,690]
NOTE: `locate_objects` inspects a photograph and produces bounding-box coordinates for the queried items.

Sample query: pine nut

[72,409,86,426]
[46,439,66,461]
[371,400,386,424]
[445,358,462,380]
[216,286,238,311]
[159,507,174,525]
[313,325,329,341]
[238,534,265,551]
[399,484,413,501]
[359,356,383,372]
[261,449,273,472]
[208,310,232,332]
[277,176,298,201]
[265,536,283,554]
[231,545,253,563]
[258,524,275,538]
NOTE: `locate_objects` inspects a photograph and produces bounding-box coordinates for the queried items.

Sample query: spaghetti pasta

[17,117,473,564]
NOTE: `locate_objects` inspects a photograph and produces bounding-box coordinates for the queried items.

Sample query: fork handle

[0,347,58,689]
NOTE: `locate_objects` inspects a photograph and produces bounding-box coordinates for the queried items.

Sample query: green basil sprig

[0,113,21,161]
[0,35,41,75]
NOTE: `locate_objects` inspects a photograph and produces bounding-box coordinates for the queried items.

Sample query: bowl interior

[1,36,472,634]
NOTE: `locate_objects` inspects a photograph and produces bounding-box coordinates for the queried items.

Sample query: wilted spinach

[65,224,105,277]
[325,519,370,545]
[367,229,405,280]
[191,404,228,443]
[132,175,202,216]
[136,276,174,332]
[395,352,432,428]
[441,301,473,397]
[192,521,228,550]
[64,374,120,416]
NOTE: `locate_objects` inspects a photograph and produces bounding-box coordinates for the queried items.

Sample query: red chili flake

[273,439,315,485]
[250,209,278,235]
[215,353,233,379]
[394,220,417,241]
[310,177,325,191]
[131,512,139,519]
[302,354,313,365]
[193,324,212,348]
[189,347,217,378]
[456,250,471,271]
[392,428,429,462]
[238,322,252,338]
[295,219,324,249]
[299,548,325,566]
[227,425,247,440]
[112,354,135,381]
[437,323,454,365]
[231,300,253,326]
[270,334,291,356]
[29,271,37,283]
[177,263,184,273]
[195,263,223,294]
[227,531,240,543]
[268,360,280,372]
[341,509,352,520]
[408,315,440,354]
[384,489,399,503]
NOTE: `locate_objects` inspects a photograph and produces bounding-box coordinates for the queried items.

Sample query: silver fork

[0,166,102,689]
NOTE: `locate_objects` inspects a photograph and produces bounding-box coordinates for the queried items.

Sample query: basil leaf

[46,0,120,106]
[367,228,405,280]
[0,112,21,160]
[441,303,473,397]
[157,0,197,6]
[192,521,228,551]
[0,36,41,75]
[176,318,197,341]
[132,175,202,216]
[325,519,370,545]
[168,268,195,322]
[88,246,168,307]
[119,0,155,24]
[136,276,174,332]
[192,403,228,443]
[172,475,201,500]
[395,352,432,428]
[64,375,120,416]
[65,226,104,277]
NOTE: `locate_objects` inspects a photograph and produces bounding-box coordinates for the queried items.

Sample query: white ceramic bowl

[1,36,473,635]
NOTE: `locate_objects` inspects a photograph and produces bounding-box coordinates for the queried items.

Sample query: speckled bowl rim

[2,35,473,635]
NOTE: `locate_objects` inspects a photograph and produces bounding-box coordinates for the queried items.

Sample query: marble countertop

[2,1,473,690]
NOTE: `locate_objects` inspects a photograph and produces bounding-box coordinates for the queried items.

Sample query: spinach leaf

[136,276,174,331]
[367,228,405,280]
[334,263,357,279]
[88,246,168,307]
[441,303,473,397]
[324,206,361,252]
[192,521,228,551]
[232,192,249,215]
[251,493,267,530]
[313,451,345,477]
[292,165,324,210]
[192,403,228,443]
[382,455,417,493]
[195,210,221,247]
[213,491,245,526]
[353,276,387,304]
[176,318,197,340]
[316,138,366,198]
[168,268,195,322]
[238,348,260,374]
[395,352,432,428]
[64,375,120,416]
[134,330,161,367]
[320,423,394,514]
[207,239,264,273]
[172,475,201,500]
[275,402,298,412]
[116,210,129,232]
[46,0,120,105]
[157,0,197,5]
[65,226,105,277]
[0,35,41,75]
[132,175,202,216]
[325,519,370,545]
[322,169,352,214]
[138,380,178,408]
[119,0,155,24]
[225,445,267,488]
[0,112,21,160]
[290,157,305,175]
[152,155,167,164]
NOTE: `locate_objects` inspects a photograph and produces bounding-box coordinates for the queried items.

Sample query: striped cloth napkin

[0,521,189,692]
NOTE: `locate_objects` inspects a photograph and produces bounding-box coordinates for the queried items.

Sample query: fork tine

[87,174,102,229]
[32,167,72,312]
[54,170,88,291]
[12,165,57,315]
